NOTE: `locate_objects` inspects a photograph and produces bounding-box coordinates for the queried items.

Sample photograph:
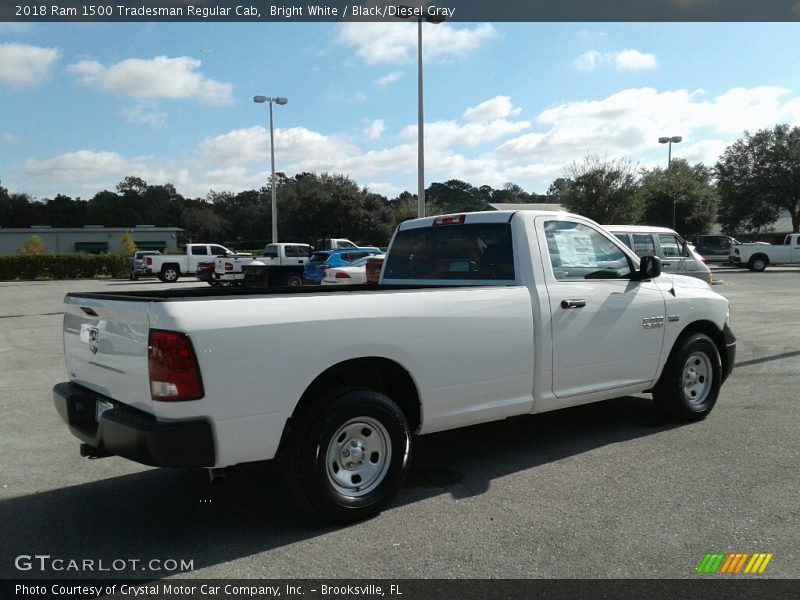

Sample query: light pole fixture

[254,95,288,243]
[658,135,682,230]
[399,5,445,218]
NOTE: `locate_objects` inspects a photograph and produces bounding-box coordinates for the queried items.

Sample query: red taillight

[148,330,204,402]
[433,214,466,226]
[146,257,152,265]
[335,271,351,279]
[366,257,384,283]
[225,262,233,271]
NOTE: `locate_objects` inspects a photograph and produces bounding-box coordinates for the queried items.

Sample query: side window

[191,246,208,255]
[349,252,368,261]
[284,245,297,257]
[632,234,656,257]
[614,233,632,249]
[545,221,631,281]
[209,245,227,256]
[264,244,279,259]
[658,234,682,258]
[339,241,357,249]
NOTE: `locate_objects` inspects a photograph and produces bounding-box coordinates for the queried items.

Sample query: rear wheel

[160,266,180,282]
[654,332,721,422]
[284,274,303,287]
[748,254,768,272]
[284,388,412,522]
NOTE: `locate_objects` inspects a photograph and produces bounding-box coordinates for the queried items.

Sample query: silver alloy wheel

[325,417,391,497]
[682,351,712,406]
[752,258,767,271]
[163,268,178,281]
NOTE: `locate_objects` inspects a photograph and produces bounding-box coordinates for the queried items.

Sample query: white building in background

[0,225,183,256]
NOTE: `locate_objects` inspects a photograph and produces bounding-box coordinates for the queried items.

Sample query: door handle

[561,299,586,309]
[661,262,671,267]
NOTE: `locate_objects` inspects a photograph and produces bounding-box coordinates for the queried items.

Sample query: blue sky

[2,21,800,201]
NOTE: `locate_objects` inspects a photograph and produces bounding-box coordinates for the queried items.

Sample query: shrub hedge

[0,253,131,280]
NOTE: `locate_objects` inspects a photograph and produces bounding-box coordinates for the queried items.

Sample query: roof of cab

[397,210,569,231]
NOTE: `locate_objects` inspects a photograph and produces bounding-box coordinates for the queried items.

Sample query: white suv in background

[604,225,713,284]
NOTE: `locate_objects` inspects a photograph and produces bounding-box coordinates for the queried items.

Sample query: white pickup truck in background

[144,243,237,282]
[213,243,312,287]
[54,210,736,522]
[729,233,800,271]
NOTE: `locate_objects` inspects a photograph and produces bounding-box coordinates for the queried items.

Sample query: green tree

[557,155,642,224]
[20,235,48,255]
[638,160,718,237]
[715,124,800,233]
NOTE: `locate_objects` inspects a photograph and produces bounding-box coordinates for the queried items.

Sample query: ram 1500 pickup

[53,211,736,522]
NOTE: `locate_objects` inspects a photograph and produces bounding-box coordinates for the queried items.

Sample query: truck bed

[65,283,484,302]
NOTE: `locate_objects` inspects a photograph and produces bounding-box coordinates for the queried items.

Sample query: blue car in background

[303,247,382,283]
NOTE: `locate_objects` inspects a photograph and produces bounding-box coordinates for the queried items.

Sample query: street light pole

[400,5,444,218]
[658,135,682,230]
[254,95,288,243]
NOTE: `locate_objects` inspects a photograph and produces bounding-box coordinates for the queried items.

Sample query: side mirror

[632,255,662,281]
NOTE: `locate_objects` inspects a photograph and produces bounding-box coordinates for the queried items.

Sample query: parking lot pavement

[0,273,798,580]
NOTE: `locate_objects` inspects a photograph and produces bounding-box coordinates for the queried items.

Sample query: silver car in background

[604,225,713,284]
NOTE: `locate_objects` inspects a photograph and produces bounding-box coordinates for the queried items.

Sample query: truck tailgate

[63,294,153,413]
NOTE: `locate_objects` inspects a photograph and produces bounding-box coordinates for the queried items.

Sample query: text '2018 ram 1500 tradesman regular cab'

[53,211,736,522]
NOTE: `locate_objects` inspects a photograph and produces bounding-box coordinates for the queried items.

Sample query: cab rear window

[384,223,515,280]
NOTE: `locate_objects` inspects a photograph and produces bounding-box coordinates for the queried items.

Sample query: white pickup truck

[53,211,736,522]
[729,233,800,271]
[144,243,237,282]
[213,243,312,287]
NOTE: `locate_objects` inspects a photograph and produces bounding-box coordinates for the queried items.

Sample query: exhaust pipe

[208,468,227,485]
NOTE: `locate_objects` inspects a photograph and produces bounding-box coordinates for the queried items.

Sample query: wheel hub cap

[682,351,712,406]
[325,417,391,497]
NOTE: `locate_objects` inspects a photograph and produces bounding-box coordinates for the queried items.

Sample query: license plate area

[96,399,114,422]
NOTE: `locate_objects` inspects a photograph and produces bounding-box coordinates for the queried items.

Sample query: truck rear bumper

[53,382,215,467]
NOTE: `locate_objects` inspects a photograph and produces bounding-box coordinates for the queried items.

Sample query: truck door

[537,218,667,399]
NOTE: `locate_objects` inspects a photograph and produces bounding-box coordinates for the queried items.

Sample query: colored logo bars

[696,552,773,575]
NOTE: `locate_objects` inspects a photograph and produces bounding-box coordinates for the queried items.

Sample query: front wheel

[748,255,768,272]
[654,332,721,422]
[284,389,412,522]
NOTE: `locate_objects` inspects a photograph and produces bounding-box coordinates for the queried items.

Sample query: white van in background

[604,225,713,284]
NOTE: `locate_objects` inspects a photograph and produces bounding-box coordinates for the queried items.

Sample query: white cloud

[375,71,404,87]
[121,104,166,128]
[463,96,522,122]
[337,22,498,65]
[0,43,60,88]
[2,133,18,144]
[364,119,386,140]
[25,151,131,180]
[67,55,233,104]
[575,50,604,73]
[614,49,658,71]
[574,49,658,72]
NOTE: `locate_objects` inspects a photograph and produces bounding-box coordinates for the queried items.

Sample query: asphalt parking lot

[0,267,798,580]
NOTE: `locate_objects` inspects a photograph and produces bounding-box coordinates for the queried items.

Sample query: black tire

[161,266,180,282]
[748,254,768,272]
[284,388,412,522]
[654,332,722,422]
[284,274,303,287]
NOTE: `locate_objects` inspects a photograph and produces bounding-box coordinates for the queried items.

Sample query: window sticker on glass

[553,230,598,268]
